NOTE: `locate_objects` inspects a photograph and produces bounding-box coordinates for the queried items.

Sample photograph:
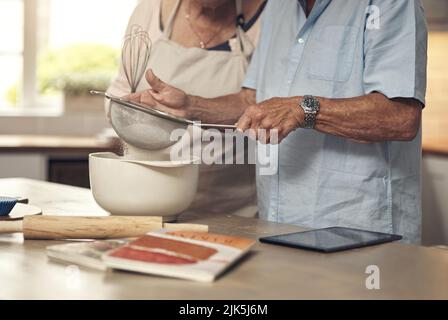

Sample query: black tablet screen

[259,227,402,253]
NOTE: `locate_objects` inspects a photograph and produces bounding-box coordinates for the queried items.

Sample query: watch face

[302,96,316,112]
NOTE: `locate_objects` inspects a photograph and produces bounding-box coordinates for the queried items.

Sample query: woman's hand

[126,69,191,118]
[125,69,259,126]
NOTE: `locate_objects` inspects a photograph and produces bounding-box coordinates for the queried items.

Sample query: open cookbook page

[102,230,256,282]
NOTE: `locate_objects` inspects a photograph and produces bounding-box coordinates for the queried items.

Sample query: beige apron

[136,0,257,217]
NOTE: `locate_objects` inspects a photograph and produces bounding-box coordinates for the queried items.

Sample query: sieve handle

[195,123,237,130]
[90,90,237,130]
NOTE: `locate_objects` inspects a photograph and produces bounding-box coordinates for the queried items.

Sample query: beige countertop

[0,178,447,299]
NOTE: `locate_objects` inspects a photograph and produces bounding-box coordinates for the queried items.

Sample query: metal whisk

[122,24,152,93]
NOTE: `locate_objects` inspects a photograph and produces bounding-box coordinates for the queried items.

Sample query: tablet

[259,227,402,253]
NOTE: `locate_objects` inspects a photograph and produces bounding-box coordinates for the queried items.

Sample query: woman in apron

[108,0,266,217]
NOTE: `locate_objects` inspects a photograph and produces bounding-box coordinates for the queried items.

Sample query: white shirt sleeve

[241,0,274,91]
[363,0,428,106]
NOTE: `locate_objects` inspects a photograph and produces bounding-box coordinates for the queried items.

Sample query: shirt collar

[298,0,332,16]
[296,0,332,37]
[298,0,307,11]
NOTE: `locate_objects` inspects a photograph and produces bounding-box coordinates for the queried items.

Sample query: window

[0,0,137,110]
[0,0,23,109]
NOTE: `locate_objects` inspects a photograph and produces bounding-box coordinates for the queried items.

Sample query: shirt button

[298,38,305,44]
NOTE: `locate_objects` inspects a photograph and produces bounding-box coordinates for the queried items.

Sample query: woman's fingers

[139,91,157,106]
[145,71,188,109]
[123,93,140,102]
[145,69,167,92]
[151,103,186,118]
[148,89,164,102]
[146,89,181,112]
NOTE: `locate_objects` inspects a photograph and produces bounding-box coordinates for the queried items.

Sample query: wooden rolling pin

[0,216,208,240]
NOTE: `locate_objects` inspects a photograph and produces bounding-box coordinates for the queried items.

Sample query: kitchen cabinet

[0,153,46,180]
[1,153,90,188]
[422,154,448,245]
[48,158,90,188]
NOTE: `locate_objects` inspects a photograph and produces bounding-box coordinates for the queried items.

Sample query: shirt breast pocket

[307,26,359,82]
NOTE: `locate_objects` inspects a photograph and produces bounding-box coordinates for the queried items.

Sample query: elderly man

[131,0,427,243]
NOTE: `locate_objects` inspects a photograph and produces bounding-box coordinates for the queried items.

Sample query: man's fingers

[269,129,281,144]
[236,112,252,133]
[146,69,167,92]
[250,112,263,138]
[260,118,273,130]
[258,129,270,144]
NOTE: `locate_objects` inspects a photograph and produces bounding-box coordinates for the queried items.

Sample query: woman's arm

[128,69,256,124]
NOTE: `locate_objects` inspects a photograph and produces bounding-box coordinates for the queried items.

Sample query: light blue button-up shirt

[242,0,428,243]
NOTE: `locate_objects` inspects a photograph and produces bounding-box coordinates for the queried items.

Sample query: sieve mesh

[109,100,188,150]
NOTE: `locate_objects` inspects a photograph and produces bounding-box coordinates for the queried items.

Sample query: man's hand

[236,97,304,144]
[127,69,191,118]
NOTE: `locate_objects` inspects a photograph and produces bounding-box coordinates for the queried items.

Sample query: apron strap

[234,0,254,57]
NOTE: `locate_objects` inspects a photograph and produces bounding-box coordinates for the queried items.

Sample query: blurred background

[0,0,133,188]
[0,0,447,245]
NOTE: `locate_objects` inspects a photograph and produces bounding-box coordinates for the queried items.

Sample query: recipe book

[46,240,128,271]
[102,230,256,282]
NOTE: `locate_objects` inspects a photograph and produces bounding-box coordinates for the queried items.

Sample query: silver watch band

[303,111,317,129]
[300,95,320,129]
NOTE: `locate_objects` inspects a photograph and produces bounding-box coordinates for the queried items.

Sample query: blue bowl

[0,196,18,216]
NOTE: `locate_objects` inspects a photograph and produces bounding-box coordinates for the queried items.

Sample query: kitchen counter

[0,134,119,154]
[0,178,447,299]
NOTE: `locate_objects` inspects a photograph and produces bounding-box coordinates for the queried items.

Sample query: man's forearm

[236,92,422,144]
[315,93,422,143]
[186,89,256,124]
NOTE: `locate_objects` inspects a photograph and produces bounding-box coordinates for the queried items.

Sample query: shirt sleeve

[241,37,261,90]
[241,0,274,90]
[363,0,427,106]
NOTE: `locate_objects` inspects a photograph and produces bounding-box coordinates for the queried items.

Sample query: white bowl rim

[89,152,199,168]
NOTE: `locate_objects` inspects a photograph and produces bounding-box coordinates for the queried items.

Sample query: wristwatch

[300,95,320,129]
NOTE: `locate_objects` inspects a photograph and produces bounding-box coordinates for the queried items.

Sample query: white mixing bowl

[89,152,198,221]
